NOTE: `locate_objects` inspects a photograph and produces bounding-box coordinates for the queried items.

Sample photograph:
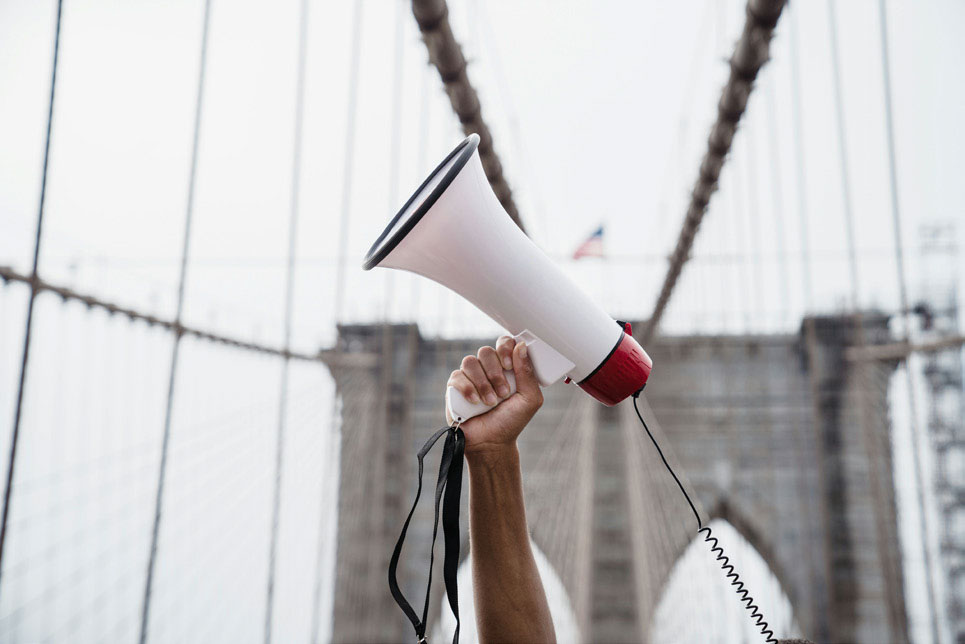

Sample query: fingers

[495,335,516,371]
[447,370,480,406]
[449,338,532,416]
[461,355,498,406]
[512,342,542,405]
[478,346,511,399]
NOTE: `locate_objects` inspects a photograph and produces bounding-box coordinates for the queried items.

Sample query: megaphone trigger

[514,330,577,387]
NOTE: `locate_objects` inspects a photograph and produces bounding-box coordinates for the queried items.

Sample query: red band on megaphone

[577,328,652,406]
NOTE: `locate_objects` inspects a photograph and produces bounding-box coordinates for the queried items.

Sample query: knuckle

[461,355,476,370]
[477,345,496,359]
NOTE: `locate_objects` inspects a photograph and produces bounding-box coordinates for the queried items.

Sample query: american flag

[572,226,604,259]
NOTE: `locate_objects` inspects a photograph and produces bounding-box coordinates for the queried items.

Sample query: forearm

[467,445,555,643]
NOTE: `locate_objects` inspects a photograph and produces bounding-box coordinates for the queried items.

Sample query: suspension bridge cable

[320,5,365,632]
[476,0,551,243]
[729,153,752,333]
[333,0,364,323]
[385,0,405,321]
[0,0,64,592]
[827,3,907,634]
[263,0,310,641]
[315,0,376,598]
[787,4,812,312]
[826,1,860,309]
[641,0,787,344]
[139,0,212,640]
[786,28,832,631]
[743,122,765,328]
[878,1,913,335]
[410,0,524,231]
[878,1,941,640]
[654,0,715,248]
[409,59,431,318]
[764,74,791,327]
[0,267,325,362]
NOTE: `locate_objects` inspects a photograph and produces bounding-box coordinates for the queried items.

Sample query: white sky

[2,0,963,349]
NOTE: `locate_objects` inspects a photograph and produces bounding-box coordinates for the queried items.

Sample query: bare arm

[447,338,555,643]
[467,443,553,642]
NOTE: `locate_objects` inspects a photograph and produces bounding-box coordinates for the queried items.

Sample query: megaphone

[363,134,652,423]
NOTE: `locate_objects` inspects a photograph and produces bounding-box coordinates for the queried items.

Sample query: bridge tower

[323,315,908,643]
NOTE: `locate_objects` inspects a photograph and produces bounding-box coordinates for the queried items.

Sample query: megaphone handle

[446,369,517,425]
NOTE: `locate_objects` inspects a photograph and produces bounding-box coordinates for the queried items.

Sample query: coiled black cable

[632,393,777,644]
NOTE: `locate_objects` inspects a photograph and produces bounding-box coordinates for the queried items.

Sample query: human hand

[445,335,543,457]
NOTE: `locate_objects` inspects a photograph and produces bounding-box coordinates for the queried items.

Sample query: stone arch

[650,514,802,642]
[705,495,801,616]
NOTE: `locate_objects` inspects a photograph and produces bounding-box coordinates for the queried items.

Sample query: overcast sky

[2,0,963,350]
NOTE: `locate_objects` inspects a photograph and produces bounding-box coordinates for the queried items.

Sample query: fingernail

[497,385,510,397]
[485,393,497,406]
[519,343,528,359]
[468,393,480,404]
[502,357,512,370]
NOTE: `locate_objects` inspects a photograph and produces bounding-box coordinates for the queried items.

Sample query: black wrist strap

[388,425,465,644]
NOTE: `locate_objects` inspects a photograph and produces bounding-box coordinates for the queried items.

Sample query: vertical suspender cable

[311,3,363,640]
[878,0,912,327]
[385,0,405,322]
[743,123,765,328]
[828,2,906,636]
[878,2,941,641]
[410,59,431,319]
[138,1,212,641]
[788,5,812,312]
[826,1,860,308]
[764,77,791,327]
[0,0,64,591]
[641,0,787,344]
[333,0,364,324]
[729,158,751,333]
[476,0,551,244]
[264,0,309,642]
[763,45,818,629]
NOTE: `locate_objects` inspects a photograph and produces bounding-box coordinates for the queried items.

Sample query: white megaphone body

[363,134,652,424]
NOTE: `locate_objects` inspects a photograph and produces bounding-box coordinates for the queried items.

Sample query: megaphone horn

[363,134,652,423]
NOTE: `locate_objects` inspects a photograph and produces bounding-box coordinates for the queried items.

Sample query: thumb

[512,342,540,399]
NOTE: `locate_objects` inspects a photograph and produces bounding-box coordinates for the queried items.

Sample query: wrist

[465,441,519,470]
